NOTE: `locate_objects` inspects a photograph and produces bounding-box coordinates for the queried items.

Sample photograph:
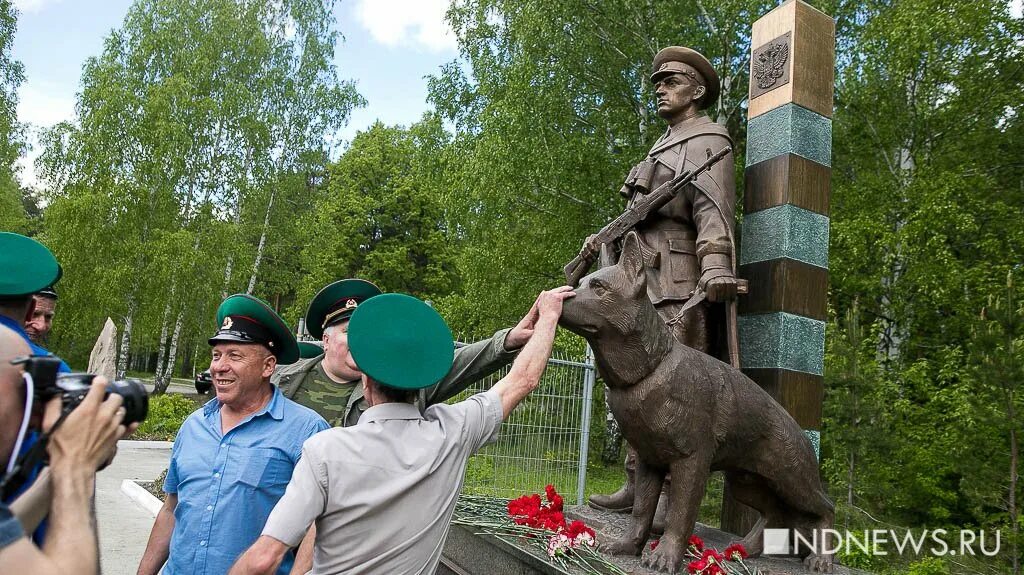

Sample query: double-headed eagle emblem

[754,40,788,90]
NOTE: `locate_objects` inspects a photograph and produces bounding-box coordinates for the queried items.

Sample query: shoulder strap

[648,117,733,157]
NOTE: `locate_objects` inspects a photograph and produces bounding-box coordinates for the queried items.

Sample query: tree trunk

[601,390,623,465]
[877,146,913,368]
[1009,423,1019,575]
[157,309,184,394]
[116,300,135,379]
[153,299,172,392]
[246,186,276,294]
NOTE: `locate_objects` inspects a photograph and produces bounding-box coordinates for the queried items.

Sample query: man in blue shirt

[137,294,329,575]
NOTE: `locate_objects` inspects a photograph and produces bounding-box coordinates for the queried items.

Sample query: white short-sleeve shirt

[262,389,503,574]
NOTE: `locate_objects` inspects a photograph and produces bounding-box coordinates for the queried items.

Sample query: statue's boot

[589,448,636,512]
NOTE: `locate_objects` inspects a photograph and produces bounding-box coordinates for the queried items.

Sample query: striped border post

[720,0,835,537]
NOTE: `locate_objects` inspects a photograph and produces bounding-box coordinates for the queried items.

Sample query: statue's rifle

[563,145,732,287]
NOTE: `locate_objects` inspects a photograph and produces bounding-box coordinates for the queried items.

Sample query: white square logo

[763,528,791,555]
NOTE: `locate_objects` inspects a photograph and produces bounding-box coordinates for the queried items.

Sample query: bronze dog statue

[559,232,834,572]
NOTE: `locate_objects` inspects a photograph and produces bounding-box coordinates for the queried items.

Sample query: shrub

[132,393,201,441]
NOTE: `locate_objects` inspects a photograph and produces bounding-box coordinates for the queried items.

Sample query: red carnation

[545,484,557,501]
[701,548,726,565]
[724,543,748,561]
[565,520,594,538]
[686,559,708,573]
[688,534,704,551]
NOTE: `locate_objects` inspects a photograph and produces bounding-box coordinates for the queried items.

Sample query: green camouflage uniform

[272,328,516,427]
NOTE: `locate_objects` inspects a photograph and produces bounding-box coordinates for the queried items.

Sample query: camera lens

[107,379,148,424]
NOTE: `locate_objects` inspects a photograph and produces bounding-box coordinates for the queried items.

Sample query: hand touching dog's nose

[537,286,576,317]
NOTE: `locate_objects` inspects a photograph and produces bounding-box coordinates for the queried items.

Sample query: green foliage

[8,1,1024,572]
[35,0,363,370]
[133,393,201,440]
[429,0,771,334]
[900,557,950,575]
[286,118,459,326]
[0,0,25,234]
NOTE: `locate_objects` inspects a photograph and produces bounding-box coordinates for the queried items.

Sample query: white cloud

[16,81,77,189]
[354,0,457,53]
[13,0,61,14]
[1012,0,1023,19]
[18,81,76,127]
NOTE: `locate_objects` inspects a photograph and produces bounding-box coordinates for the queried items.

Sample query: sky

[11,0,461,188]
[11,0,1024,189]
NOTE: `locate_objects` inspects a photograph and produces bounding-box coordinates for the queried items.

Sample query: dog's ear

[620,231,645,280]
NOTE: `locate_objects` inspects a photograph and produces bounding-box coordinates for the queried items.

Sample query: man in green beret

[0,233,70,373]
[273,278,538,427]
[588,46,738,514]
[24,286,57,345]
[231,286,575,575]
[138,294,329,575]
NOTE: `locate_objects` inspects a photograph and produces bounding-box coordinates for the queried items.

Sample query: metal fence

[446,343,596,505]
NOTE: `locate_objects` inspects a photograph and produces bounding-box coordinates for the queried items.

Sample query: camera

[15,355,149,424]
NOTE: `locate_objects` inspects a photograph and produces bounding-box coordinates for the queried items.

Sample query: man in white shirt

[230,287,573,575]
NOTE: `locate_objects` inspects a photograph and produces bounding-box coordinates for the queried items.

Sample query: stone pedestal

[440,523,565,575]
[568,505,867,575]
[441,506,872,575]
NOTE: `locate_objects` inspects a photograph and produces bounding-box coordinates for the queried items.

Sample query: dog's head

[559,231,651,339]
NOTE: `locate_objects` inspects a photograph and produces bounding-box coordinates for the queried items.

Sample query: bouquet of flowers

[649,534,761,575]
[454,484,625,574]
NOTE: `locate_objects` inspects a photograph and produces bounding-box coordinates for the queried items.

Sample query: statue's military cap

[209,294,299,363]
[348,293,454,390]
[0,232,62,297]
[650,46,720,110]
[305,279,382,340]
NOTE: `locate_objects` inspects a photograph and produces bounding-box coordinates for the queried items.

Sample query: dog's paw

[641,542,685,573]
[597,537,641,556]
[803,553,834,572]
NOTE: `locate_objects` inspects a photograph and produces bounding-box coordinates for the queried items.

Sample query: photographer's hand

[0,379,137,575]
[44,378,135,473]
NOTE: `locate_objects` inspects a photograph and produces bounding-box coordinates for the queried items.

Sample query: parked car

[195,369,213,394]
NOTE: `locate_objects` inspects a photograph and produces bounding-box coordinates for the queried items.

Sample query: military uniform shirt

[275,328,517,427]
[262,390,504,575]
[291,361,356,427]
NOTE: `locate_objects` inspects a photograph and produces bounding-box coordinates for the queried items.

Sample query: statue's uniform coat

[622,113,735,353]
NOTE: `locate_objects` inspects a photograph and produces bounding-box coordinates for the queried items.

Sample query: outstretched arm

[491,287,574,419]
[228,535,291,575]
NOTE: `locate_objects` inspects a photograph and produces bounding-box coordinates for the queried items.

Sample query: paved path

[97,440,170,575]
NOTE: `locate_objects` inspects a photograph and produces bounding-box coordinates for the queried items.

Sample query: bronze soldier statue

[588,46,739,513]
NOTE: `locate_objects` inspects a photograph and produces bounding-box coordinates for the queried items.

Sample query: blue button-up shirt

[0,315,70,373]
[163,384,329,575]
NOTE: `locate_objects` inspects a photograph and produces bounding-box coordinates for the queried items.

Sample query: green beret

[0,232,62,297]
[650,46,720,110]
[297,341,324,360]
[210,294,299,363]
[348,293,454,390]
[305,279,382,340]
